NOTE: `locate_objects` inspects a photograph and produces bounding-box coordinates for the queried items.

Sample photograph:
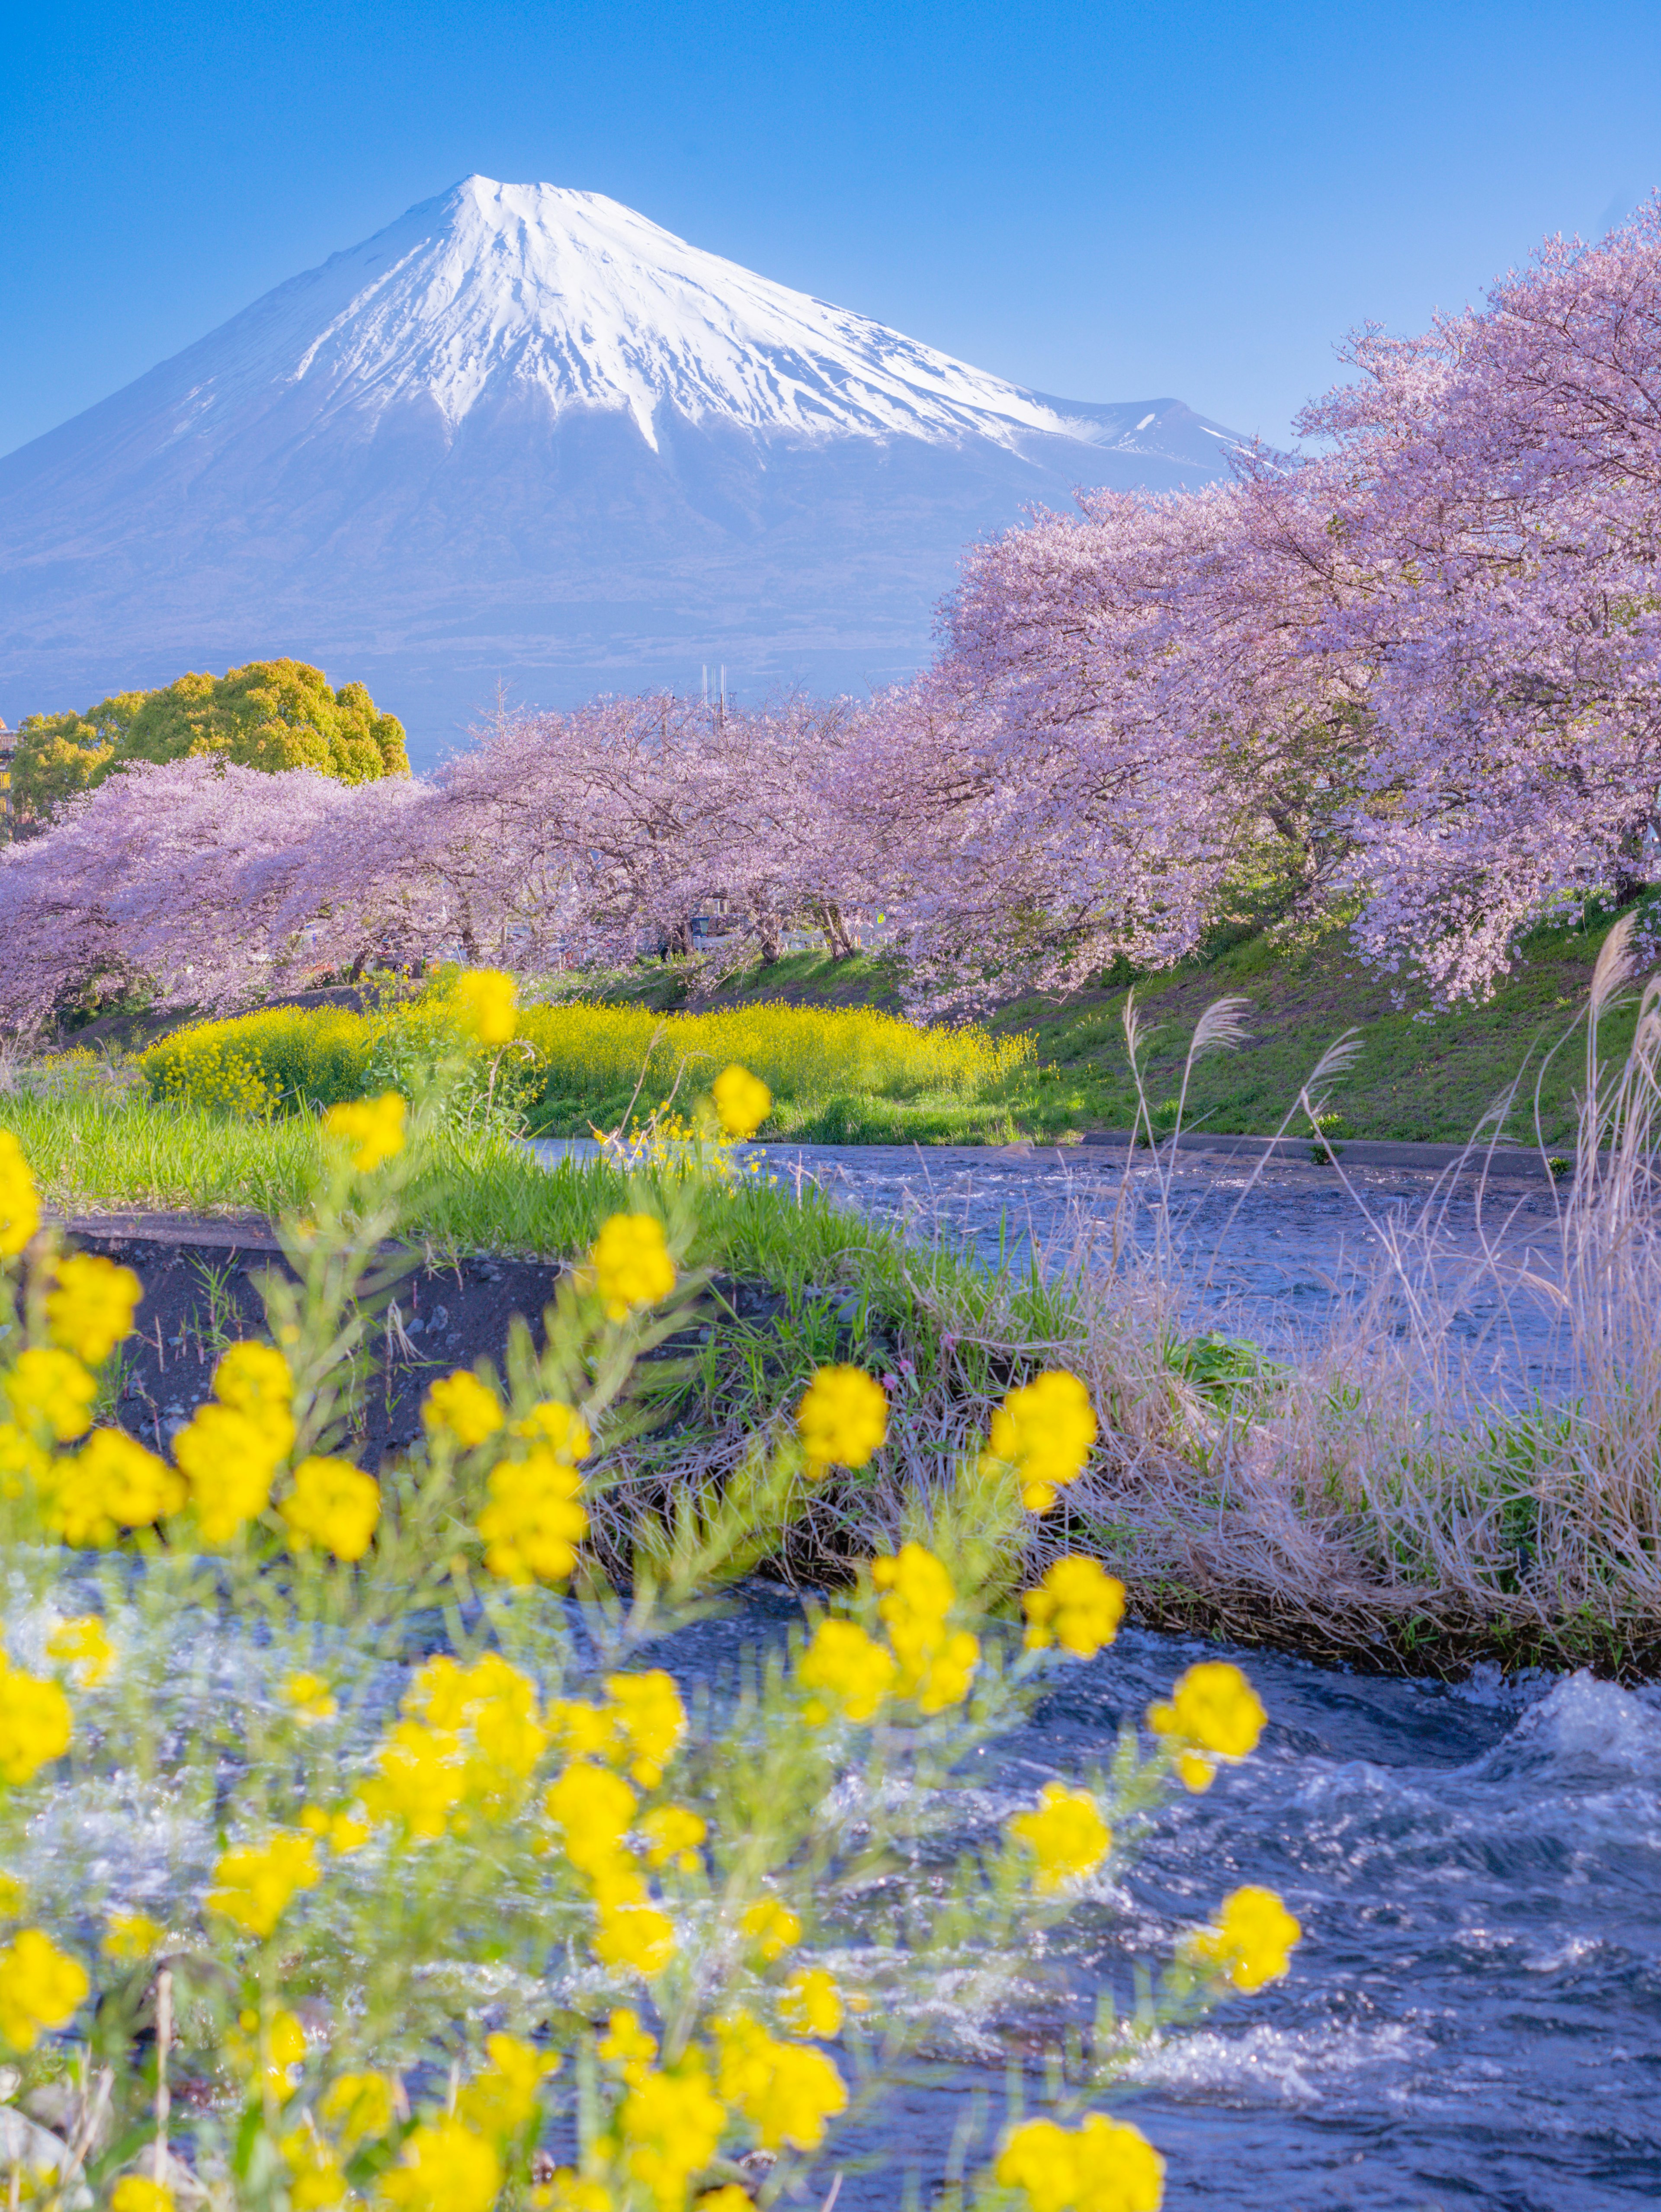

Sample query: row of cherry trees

[5,206,1661,1028]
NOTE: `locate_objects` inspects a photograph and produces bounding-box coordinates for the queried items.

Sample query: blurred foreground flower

[1147,1661,1266,1791]
[712,1062,771,1140]
[589,1212,675,1320]
[984,1369,1098,1511]
[456,966,518,1046]
[322,1090,407,1172]
[795,1363,887,1472]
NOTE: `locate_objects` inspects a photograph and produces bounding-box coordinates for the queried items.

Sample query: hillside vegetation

[616,896,1661,1148]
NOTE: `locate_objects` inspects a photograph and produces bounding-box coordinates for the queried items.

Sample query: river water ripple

[664,1593,1661,2212]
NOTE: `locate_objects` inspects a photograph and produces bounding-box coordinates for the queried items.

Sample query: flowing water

[662,1592,1661,2212]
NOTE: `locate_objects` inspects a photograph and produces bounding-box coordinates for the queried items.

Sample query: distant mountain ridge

[0,177,1244,764]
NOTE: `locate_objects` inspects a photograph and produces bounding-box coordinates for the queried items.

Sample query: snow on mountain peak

[207,174,1075,454]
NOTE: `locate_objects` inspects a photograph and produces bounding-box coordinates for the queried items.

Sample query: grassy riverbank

[6,1006,1661,1678]
[613,894,1661,1148]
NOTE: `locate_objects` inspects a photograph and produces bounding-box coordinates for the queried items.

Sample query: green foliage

[11,659,409,819]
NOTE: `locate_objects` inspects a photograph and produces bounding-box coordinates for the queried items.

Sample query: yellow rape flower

[598,2007,658,2084]
[321,1091,407,1174]
[0,1132,41,1258]
[712,2012,847,2151]
[380,2118,502,2212]
[638,1804,705,1871]
[5,1348,97,1444]
[0,1419,48,1503]
[205,1831,320,1937]
[543,1761,637,1873]
[1146,1661,1266,1792]
[995,2112,1165,2212]
[459,2031,558,2140]
[278,2126,346,2211]
[0,1659,72,1784]
[44,1428,184,1545]
[109,2179,176,2212]
[872,1542,980,1713]
[174,1405,284,1544]
[797,1617,895,1725]
[423,1369,503,1449]
[103,1912,166,1962]
[741,1897,801,1963]
[45,1253,141,1365]
[0,1928,88,2053]
[412,1652,547,1773]
[618,2066,726,2212]
[984,1370,1098,1511]
[319,2069,396,2151]
[228,2004,308,2100]
[795,1364,888,1472]
[1008,1783,1111,1895]
[478,1445,587,1582]
[589,1213,675,1321]
[594,1900,676,1976]
[46,1614,115,1686]
[298,1802,369,1853]
[779,1968,843,2039]
[280,1455,380,1561]
[605,1670,686,1786]
[711,1063,771,1140]
[361,1719,467,1839]
[283,1671,338,1722]
[513,1398,591,1457]
[213,1342,297,1452]
[1022,1557,1126,1658]
[695,2192,752,2212]
[456,967,518,1046]
[1181,1884,1301,1992]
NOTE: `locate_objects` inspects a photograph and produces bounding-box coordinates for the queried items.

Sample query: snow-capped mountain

[0,177,1244,762]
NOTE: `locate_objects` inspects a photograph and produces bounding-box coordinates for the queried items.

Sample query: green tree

[11,660,410,823]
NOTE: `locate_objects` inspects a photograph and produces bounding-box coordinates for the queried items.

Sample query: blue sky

[3,0,1660,458]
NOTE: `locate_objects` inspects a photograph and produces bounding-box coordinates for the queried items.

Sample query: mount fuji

[0,177,1244,763]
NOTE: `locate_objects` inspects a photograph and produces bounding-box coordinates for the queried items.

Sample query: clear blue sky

[3,0,1660,458]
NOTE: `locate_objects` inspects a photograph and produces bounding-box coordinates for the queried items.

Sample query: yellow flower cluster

[713,2010,848,2149]
[279,1454,380,1561]
[711,1062,771,1140]
[795,1364,888,1473]
[741,1897,801,1964]
[0,1928,89,2054]
[45,1613,115,1687]
[109,2177,176,2212]
[617,2063,726,2211]
[455,967,519,1046]
[423,1369,503,1449]
[1146,1661,1266,1792]
[1181,1885,1301,1992]
[103,1912,166,1962]
[45,1252,141,1365]
[206,1831,321,1938]
[0,1130,41,1258]
[43,1428,183,1546]
[0,1658,72,1784]
[283,1670,338,1722]
[382,2116,502,2212]
[638,1802,706,1871]
[779,1966,843,2038]
[362,1652,548,1837]
[321,1089,407,1173]
[588,1212,675,1321]
[5,1347,97,1444]
[459,2030,560,2141]
[995,2112,1165,2212]
[478,1401,590,1583]
[1008,1783,1112,1895]
[551,1670,687,1788]
[226,2003,308,2101]
[983,1370,1099,1512]
[872,1542,980,1713]
[1022,1557,1126,1657]
[797,1617,896,1725]
[173,1341,296,1544]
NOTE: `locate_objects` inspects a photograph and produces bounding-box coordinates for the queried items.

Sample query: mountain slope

[0,178,1245,762]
